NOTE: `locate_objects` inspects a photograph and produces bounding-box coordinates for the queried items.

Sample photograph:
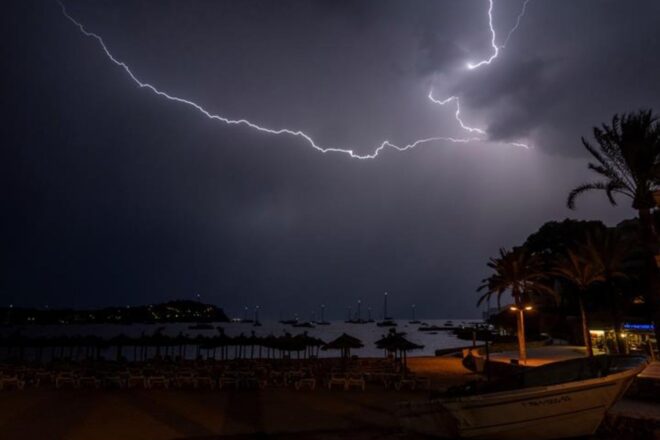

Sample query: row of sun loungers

[0,359,429,392]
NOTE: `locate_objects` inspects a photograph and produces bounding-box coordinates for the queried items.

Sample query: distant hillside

[0,300,229,325]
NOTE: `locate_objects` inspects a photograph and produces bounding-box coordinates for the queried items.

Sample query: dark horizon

[2,1,659,319]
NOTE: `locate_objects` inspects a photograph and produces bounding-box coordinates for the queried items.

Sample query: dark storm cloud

[414,0,660,155]
[1,1,657,318]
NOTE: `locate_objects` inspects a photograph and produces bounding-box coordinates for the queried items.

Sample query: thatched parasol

[375,329,424,368]
[322,333,364,359]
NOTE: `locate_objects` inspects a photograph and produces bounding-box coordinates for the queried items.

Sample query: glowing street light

[509,305,534,363]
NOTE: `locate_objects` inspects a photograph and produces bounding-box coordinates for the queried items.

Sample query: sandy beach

[0,356,474,440]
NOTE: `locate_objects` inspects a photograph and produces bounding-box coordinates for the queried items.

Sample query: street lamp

[509,305,533,311]
[510,305,533,364]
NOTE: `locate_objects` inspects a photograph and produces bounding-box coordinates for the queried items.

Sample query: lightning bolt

[466,0,499,70]
[58,1,484,160]
[431,0,533,149]
[502,0,532,49]
[58,0,532,159]
[467,0,532,70]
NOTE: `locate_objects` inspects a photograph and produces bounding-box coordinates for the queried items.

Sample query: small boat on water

[398,355,647,439]
[409,304,421,324]
[376,292,397,327]
[418,325,447,332]
[293,321,315,328]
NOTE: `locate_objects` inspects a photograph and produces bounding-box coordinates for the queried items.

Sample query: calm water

[1,319,482,359]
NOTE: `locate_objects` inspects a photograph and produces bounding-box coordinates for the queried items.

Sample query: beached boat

[398,355,647,439]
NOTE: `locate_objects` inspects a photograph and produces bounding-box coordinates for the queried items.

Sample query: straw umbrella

[262,333,278,359]
[375,330,424,370]
[322,333,364,360]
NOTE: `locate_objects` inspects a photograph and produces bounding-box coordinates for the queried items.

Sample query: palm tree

[567,110,660,344]
[478,247,552,362]
[582,229,634,353]
[552,249,605,357]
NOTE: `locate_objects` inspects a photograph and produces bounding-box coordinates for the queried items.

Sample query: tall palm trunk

[612,312,626,354]
[512,286,528,363]
[606,282,626,354]
[578,295,593,357]
[515,309,527,363]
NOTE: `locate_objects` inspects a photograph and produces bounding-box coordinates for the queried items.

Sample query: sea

[1,319,482,360]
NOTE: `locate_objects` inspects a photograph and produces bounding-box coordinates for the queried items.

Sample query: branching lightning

[466,0,499,70]
[502,0,532,49]
[466,0,532,70]
[432,0,533,149]
[58,0,532,158]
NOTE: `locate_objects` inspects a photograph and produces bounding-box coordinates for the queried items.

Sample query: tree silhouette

[567,109,660,345]
[552,249,604,357]
[478,247,553,362]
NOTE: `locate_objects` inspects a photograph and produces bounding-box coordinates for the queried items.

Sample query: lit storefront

[589,322,656,355]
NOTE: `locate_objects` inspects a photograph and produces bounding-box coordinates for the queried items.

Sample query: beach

[0,356,474,440]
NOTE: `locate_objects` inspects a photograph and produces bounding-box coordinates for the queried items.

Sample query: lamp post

[510,305,533,364]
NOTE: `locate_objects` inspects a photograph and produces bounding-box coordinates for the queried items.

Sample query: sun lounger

[346,374,365,391]
[194,376,216,389]
[55,373,77,389]
[218,376,239,390]
[127,374,146,388]
[146,375,169,389]
[0,376,25,391]
[175,371,196,388]
[328,373,347,390]
[295,378,316,390]
[78,376,101,389]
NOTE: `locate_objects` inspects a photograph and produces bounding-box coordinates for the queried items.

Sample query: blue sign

[623,323,655,331]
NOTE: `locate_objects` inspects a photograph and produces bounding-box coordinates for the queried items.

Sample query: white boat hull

[399,362,645,439]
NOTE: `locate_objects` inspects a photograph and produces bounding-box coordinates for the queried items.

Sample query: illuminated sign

[623,323,655,331]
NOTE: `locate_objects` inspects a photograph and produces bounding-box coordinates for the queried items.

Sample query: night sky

[2,0,659,319]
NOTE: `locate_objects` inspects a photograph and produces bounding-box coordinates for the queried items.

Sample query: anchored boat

[398,355,647,439]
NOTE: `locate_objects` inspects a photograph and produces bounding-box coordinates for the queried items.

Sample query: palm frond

[567,182,608,209]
